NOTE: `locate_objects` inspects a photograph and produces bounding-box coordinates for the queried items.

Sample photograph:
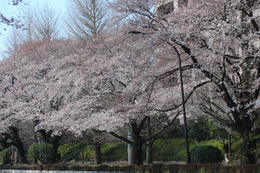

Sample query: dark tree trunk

[15,149,19,164]
[241,135,257,164]
[52,143,58,163]
[132,135,143,165]
[10,127,28,164]
[132,128,143,165]
[146,117,153,164]
[109,117,152,165]
[32,141,37,164]
[39,130,62,163]
[81,143,85,164]
[94,143,102,164]
[51,136,62,163]
[146,141,153,164]
[33,121,38,164]
[16,144,28,164]
[39,130,51,143]
[131,118,149,165]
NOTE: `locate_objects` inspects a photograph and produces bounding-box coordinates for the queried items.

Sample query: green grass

[153,138,191,161]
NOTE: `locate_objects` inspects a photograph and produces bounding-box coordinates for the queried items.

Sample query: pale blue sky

[0,0,67,59]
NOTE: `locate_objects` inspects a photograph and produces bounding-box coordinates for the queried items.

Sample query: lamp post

[173,46,191,163]
[128,31,190,163]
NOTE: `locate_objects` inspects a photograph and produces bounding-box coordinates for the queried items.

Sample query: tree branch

[142,111,180,144]
[154,80,211,112]
[109,131,133,144]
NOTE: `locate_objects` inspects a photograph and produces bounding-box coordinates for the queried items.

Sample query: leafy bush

[102,142,127,161]
[188,118,210,142]
[153,138,178,160]
[190,145,222,163]
[28,142,54,164]
[40,143,54,163]
[208,120,229,140]
[28,142,40,162]
[82,145,94,162]
[58,143,83,162]
[0,148,12,164]
[199,139,223,153]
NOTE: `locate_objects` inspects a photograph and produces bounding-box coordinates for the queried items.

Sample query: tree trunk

[81,143,84,164]
[39,130,62,163]
[11,127,28,164]
[146,141,153,164]
[52,143,59,163]
[241,135,257,164]
[51,135,62,163]
[146,116,153,164]
[15,142,28,164]
[15,149,19,164]
[33,121,38,164]
[94,143,102,164]
[228,133,231,159]
[132,131,143,165]
[109,118,148,165]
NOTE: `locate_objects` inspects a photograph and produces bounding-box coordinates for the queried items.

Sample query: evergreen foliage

[58,143,83,162]
[102,142,127,161]
[28,142,54,164]
[0,148,12,164]
[190,145,223,163]
[28,142,40,162]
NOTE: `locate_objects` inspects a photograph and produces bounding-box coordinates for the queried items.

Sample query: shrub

[102,142,127,161]
[188,118,210,142]
[28,142,54,164]
[39,143,54,163]
[153,138,197,161]
[28,142,40,162]
[58,143,83,162]
[82,145,94,162]
[190,145,222,163]
[0,148,12,164]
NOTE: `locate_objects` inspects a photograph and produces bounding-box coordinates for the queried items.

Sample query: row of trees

[0,0,259,165]
[2,0,109,57]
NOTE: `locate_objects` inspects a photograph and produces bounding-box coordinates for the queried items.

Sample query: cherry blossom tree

[0,0,258,165]
[108,0,260,164]
[0,58,34,164]
[0,39,78,163]
[10,38,119,164]
[33,30,202,165]
[15,39,81,163]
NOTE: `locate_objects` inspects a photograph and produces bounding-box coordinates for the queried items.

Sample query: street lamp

[128,31,190,163]
[172,46,191,163]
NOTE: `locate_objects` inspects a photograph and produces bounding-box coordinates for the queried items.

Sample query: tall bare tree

[2,26,21,58]
[66,0,108,40]
[18,7,38,43]
[33,4,61,39]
